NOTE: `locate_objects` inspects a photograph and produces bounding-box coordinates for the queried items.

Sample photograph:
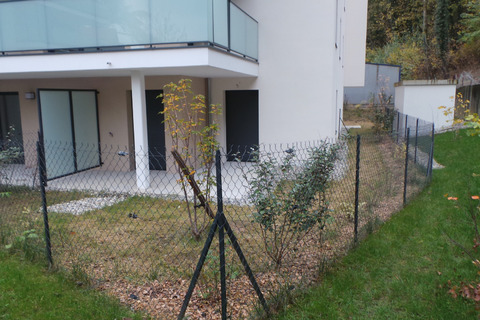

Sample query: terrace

[1,159,254,204]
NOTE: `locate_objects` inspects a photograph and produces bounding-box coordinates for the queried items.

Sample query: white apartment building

[0,0,367,188]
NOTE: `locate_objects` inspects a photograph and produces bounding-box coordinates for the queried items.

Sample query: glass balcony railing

[0,0,258,60]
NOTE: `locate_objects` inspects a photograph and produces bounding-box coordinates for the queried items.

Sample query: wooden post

[171,149,215,219]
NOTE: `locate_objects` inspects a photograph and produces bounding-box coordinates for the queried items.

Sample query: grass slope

[0,251,145,320]
[274,131,480,319]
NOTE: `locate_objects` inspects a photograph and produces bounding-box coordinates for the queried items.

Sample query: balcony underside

[0,46,258,80]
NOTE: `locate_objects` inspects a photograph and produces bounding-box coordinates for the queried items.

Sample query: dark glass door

[226,90,259,161]
[146,90,166,170]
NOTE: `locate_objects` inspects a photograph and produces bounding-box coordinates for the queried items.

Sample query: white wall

[335,0,347,139]
[344,0,368,87]
[394,80,457,130]
[212,0,347,146]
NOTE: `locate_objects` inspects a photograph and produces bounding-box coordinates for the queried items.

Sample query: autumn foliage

[160,79,221,239]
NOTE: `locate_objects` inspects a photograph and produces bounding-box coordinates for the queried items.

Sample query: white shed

[394,80,457,131]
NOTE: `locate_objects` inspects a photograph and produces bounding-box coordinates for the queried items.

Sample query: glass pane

[230,4,246,55]
[0,1,48,51]
[150,0,210,43]
[4,94,23,145]
[44,0,96,49]
[207,0,213,43]
[39,90,75,179]
[213,0,228,47]
[96,0,150,46]
[230,4,258,59]
[72,91,100,171]
[246,17,258,59]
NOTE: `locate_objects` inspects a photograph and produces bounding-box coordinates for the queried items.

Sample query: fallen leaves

[449,282,480,303]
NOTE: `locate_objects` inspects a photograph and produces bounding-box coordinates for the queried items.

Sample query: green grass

[0,250,146,320]
[273,131,480,319]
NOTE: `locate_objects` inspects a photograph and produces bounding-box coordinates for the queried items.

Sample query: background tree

[435,0,450,77]
[460,0,480,44]
[366,0,472,79]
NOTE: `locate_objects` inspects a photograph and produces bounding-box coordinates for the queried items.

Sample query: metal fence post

[216,151,227,320]
[36,133,53,267]
[178,211,220,320]
[396,111,400,143]
[403,128,410,205]
[414,119,419,164]
[404,115,409,139]
[354,135,360,244]
[427,124,435,179]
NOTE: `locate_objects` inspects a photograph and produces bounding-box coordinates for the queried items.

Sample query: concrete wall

[394,80,457,130]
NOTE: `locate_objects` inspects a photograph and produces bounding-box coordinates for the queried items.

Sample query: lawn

[0,251,146,320]
[274,130,480,319]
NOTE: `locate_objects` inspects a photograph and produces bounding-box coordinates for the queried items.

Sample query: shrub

[368,83,395,134]
[247,143,338,268]
[5,229,44,263]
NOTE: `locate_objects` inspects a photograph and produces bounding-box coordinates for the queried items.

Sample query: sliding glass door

[38,89,100,180]
[71,91,100,171]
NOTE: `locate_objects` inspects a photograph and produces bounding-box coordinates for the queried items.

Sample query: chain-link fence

[0,116,434,319]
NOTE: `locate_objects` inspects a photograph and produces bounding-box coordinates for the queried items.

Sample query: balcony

[0,0,258,61]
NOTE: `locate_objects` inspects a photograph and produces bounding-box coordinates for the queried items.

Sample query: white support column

[131,70,150,190]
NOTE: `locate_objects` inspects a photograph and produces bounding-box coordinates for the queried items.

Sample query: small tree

[161,79,221,239]
[247,143,338,268]
[369,77,394,134]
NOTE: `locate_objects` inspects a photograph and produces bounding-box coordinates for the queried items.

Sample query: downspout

[205,78,211,127]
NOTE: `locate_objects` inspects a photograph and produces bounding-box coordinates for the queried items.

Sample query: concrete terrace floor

[2,142,351,207]
[2,162,254,204]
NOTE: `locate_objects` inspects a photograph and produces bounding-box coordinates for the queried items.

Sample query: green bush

[247,143,338,268]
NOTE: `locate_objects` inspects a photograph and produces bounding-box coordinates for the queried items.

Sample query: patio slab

[2,162,254,205]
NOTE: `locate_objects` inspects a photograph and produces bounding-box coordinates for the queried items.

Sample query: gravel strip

[47,196,127,215]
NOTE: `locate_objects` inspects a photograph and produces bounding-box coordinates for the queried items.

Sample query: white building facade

[0,0,367,188]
